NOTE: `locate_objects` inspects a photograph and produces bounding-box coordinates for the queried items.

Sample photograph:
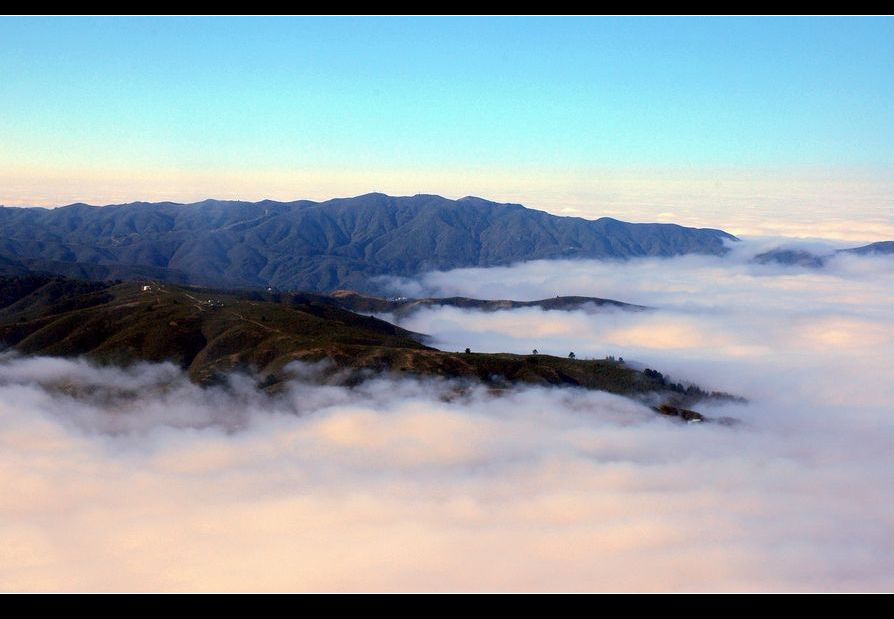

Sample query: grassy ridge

[0,275,730,410]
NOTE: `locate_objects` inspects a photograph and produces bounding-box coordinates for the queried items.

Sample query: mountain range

[0,193,738,292]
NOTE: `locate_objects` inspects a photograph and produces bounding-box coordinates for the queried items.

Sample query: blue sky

[0,16,891,208]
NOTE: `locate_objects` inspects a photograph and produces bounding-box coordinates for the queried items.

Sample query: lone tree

[464,347,471,354]
[568,352,575,359]
[532,349,538,355]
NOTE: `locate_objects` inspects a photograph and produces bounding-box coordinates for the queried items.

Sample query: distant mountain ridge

[330,290,647,319]
[0,193,738,292]
[754,241,894,268]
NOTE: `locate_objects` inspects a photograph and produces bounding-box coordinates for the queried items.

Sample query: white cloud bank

[1,248,892,592]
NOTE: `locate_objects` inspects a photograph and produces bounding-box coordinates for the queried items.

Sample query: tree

[465,348,471,354]
[532,349,538,355]
[568,352,575,359]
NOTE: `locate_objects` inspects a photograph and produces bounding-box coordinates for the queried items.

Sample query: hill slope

[839,240,894,256]
[0,193,737,292]
[0,275,731,413]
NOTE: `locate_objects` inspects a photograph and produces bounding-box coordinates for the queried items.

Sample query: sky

[2,247,891,591]
[0,16,891,238]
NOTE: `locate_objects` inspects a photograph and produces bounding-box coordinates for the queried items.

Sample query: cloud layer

[1,247,892,591]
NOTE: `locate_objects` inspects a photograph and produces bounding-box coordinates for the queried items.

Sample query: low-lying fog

[1,242,891,591]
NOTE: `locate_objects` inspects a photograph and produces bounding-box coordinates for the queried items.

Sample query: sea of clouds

[1,241,892,591]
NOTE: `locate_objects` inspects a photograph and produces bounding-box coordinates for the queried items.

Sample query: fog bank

[1,247,892,591]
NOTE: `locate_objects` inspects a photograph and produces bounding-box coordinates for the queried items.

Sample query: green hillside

[0,275,735,416]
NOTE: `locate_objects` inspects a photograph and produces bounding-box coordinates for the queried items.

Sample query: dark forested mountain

[0,193,737,292]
